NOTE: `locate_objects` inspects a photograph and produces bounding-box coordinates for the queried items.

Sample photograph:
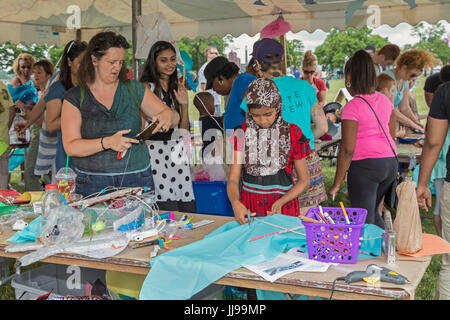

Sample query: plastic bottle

[41,184,63,220]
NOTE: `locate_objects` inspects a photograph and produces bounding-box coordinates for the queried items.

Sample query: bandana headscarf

[244,78,291,176]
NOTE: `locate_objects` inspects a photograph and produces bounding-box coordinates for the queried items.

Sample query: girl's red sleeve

[232,123,246,152]
[290,124,312,160]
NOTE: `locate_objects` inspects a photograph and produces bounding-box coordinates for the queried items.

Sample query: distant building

[228,51,243,71]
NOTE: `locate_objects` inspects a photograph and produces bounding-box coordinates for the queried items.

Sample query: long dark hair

[78,32,130,87]
[60,40,87,90]
[344,50,376,95]
[140,41,179,109]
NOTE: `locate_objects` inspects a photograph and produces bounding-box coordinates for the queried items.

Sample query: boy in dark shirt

[193,92,224,160]
[417,81,450,300]
[424,65,450,108]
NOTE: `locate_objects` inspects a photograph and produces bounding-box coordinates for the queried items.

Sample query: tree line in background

[315,26,388,72]
[0,22,448,80]
[405,22,450,65]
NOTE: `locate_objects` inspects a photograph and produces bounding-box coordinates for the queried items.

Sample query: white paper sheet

[244,247,332,282]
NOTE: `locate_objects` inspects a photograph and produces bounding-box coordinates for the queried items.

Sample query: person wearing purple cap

[227,78,312,223]
[241,38,328,216]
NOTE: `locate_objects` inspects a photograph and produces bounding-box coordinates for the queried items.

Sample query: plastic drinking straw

[59,192,68,206]
[66,154,70,176]
[340,202,351,224]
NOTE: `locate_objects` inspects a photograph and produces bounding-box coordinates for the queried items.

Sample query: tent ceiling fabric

[0,0,448,45]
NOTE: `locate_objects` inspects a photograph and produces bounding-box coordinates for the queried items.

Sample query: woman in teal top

[382,50,434,130]
[383,69,408,108]
[241,38,328,215]
[61,32,180,197]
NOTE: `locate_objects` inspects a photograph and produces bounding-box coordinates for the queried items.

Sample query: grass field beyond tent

[1,77,442,300]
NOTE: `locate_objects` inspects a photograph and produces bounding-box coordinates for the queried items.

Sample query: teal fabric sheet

[139,214,385,300]
[7,216,42,243]
[140,215,306,300]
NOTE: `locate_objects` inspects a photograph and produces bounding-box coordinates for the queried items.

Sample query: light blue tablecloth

[139,214,384,300]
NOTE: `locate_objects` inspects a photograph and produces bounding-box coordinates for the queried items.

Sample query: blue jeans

[75,166,154,197]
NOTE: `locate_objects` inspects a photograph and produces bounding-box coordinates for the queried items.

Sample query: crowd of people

[0,32,449,299]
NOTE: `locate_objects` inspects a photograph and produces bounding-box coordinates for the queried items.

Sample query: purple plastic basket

[302,207,367,264]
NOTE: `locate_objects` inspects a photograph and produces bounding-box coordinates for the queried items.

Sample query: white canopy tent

[0,0,448,76]
[0,0,449,45]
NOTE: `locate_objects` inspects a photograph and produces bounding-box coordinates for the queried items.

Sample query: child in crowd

[227,78,311,224]
[241,38,328,217]
[376,73,423,135]
[320,102,342,141]
[193,91,224,159]
[376,74,407,139]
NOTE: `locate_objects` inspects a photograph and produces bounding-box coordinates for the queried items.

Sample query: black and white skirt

[146,138,196,213]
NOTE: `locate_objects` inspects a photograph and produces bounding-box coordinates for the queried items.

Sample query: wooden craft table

[315,134,423,169]
[0,212,431,300]
[396,142,422,164]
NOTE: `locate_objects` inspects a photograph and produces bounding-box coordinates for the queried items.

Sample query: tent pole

[277,14,287,75]
[280,34,287,75]
[132,0,142,80]
[76,29,82,41]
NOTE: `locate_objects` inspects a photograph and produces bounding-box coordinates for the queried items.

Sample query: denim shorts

[75,166,155,198]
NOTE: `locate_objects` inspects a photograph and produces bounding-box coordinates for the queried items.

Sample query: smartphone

[136,120,160,141]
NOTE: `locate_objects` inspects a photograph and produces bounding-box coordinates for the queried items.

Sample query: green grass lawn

[3,77,441,300]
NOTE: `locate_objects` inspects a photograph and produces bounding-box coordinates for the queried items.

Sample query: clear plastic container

[11,113,29,144]
[41,184,63,220]
[55,168,77,202]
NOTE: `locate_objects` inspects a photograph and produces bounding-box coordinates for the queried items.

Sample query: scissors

[247,209,253,227]
[117,150,127,160]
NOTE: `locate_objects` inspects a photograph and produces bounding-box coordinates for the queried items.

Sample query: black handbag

[354,96,400,209]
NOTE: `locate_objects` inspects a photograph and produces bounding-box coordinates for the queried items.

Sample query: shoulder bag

[354,95,400,209]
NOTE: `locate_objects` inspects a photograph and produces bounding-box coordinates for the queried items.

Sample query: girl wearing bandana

[227,78,312,224]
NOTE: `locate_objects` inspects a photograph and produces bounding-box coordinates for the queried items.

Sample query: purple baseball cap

[251,38,284,63]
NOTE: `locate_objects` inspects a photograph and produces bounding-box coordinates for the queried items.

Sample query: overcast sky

[225,20,450,64]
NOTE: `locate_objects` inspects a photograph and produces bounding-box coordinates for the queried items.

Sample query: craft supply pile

[2,180,450,301]
[0,185,203,296]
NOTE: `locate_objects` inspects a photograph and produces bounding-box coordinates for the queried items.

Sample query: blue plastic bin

[192,181,234,216]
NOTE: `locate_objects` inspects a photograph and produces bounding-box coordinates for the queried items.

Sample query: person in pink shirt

[328,50,397,228]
